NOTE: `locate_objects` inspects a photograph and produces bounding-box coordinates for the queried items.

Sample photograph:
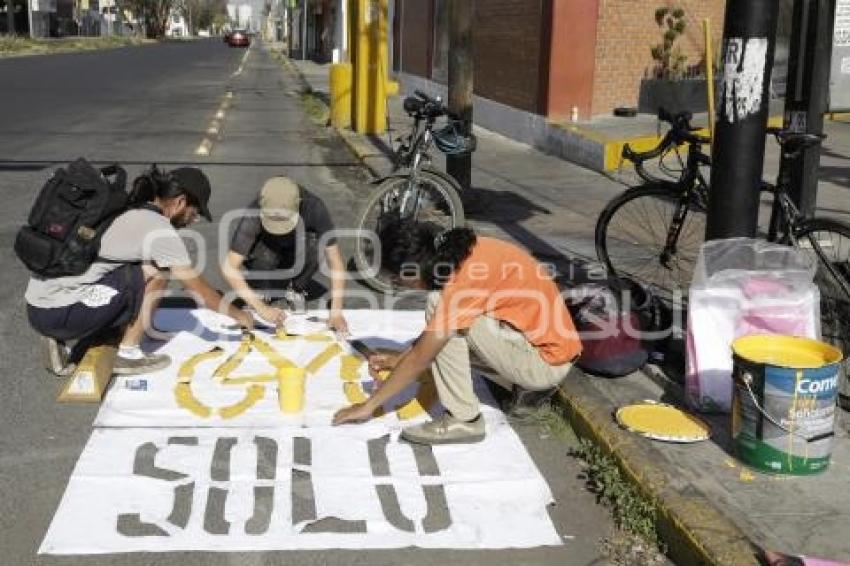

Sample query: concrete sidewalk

[287,56,850,565]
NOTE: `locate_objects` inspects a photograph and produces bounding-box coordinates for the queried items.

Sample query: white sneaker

[401,413,485,445]
[113,352,171,375]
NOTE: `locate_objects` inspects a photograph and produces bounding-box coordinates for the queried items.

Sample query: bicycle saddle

[403,96,424,114]
[767,127,826,154]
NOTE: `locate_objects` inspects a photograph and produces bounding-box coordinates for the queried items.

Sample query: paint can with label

[731,335,843,475]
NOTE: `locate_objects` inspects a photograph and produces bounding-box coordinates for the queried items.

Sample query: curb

[556,374,759,566]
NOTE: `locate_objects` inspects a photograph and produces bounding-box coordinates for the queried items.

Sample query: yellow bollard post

[351,0,388,134]
[330,63,353,129]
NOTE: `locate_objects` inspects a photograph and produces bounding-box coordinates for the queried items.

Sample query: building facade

[392,0,726,121]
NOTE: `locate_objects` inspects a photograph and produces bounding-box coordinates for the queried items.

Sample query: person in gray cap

[27,166,255,377]
[222,176,349,334]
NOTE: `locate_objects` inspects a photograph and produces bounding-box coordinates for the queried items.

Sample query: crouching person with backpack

[333,219,582,444]
[23,165,254,376]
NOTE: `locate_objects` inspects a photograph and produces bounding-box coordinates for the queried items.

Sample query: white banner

[40,426,559,553]
[41,309,561,553]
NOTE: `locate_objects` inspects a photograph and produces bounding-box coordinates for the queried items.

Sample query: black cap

[169,167,213,221]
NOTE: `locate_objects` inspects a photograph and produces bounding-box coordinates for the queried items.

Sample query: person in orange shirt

[333,218,581,444]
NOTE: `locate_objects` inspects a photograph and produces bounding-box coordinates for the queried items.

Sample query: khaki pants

[426,292,573,421]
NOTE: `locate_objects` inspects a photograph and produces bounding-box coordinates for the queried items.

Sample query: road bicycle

[595,109,850,405]
[354,90,475,294]
[596,109,712,294]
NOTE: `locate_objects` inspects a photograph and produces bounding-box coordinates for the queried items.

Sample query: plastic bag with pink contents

[685,239,820,412]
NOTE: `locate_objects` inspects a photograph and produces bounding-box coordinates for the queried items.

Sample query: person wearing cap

[26,166,255,376]
[222,176,349,334]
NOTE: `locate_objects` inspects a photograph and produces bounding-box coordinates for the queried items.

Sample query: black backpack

[14,158,128,278]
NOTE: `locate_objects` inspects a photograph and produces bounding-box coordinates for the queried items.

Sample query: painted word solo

[117,435,452,537]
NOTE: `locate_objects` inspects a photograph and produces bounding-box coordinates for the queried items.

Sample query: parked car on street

[226,29,250,48]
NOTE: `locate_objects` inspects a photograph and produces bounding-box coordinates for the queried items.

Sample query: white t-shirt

[25,208,192,308]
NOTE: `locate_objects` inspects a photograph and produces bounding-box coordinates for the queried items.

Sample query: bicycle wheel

[596,183,706,297]
[355,169,465,295]
[794,218,850,409]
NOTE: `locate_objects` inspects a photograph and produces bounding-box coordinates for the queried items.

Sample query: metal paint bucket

[731,335,843,475]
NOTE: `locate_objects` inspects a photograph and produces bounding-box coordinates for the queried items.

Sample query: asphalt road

[0,40,616,565]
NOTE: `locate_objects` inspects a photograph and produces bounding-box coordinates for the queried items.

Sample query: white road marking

[194,138,213,156]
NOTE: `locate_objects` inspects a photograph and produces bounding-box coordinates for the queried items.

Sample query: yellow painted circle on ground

[616,403,711,443]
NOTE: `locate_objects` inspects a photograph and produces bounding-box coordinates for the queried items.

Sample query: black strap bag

[14,158,128,278]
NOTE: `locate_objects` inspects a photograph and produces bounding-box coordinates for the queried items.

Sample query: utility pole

[6,0,15,35]
[706,0,780,240]
[446,0,473,193]
[301,0,307,60]
[781,0,836,219]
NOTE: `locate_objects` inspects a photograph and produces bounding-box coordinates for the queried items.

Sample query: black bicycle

[595,109,712,294]
[596,109,850,404]
[354,90,475,294]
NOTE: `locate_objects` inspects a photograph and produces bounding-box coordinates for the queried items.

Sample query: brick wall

[591,0,726,116]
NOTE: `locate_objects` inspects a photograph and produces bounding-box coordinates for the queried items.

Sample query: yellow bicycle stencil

[173,333,438,421]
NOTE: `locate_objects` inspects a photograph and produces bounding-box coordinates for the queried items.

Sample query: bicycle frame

[657,144,710,267]
[388,113,439,222]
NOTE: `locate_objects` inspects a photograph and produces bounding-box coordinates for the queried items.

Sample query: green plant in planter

[650,6,688,80]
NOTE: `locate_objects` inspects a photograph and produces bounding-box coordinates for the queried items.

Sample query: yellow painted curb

[558,115,784,172]
[556,379,759,566]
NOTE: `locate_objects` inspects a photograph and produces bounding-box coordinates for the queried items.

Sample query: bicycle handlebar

[414,89,436,103]
[622,107,710,164]
[406,90,451,120]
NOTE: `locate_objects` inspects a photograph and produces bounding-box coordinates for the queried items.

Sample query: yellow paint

[218,384,266,419]
[251,338,296,369]
[616,403,711,441]
[221,374,277,385]
[394,370,439,420]
[732,335,843,369]
[278,367,306,413]
[330,63,353,128]
[177,347,223,383]
[351,0,388,134]
[212,341,252,381]
[174,383,213,418]
[586,115,784,172]
[305,344,343,374]
[340,363,436,420]
[340,354,364,381]
[739,469,755,482]
[344,381,368,404]
[275,332,333,342]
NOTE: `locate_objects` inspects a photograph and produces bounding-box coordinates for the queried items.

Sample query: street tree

[124,0,173,38]
[177,0,226,35]
[5,0,15,36]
